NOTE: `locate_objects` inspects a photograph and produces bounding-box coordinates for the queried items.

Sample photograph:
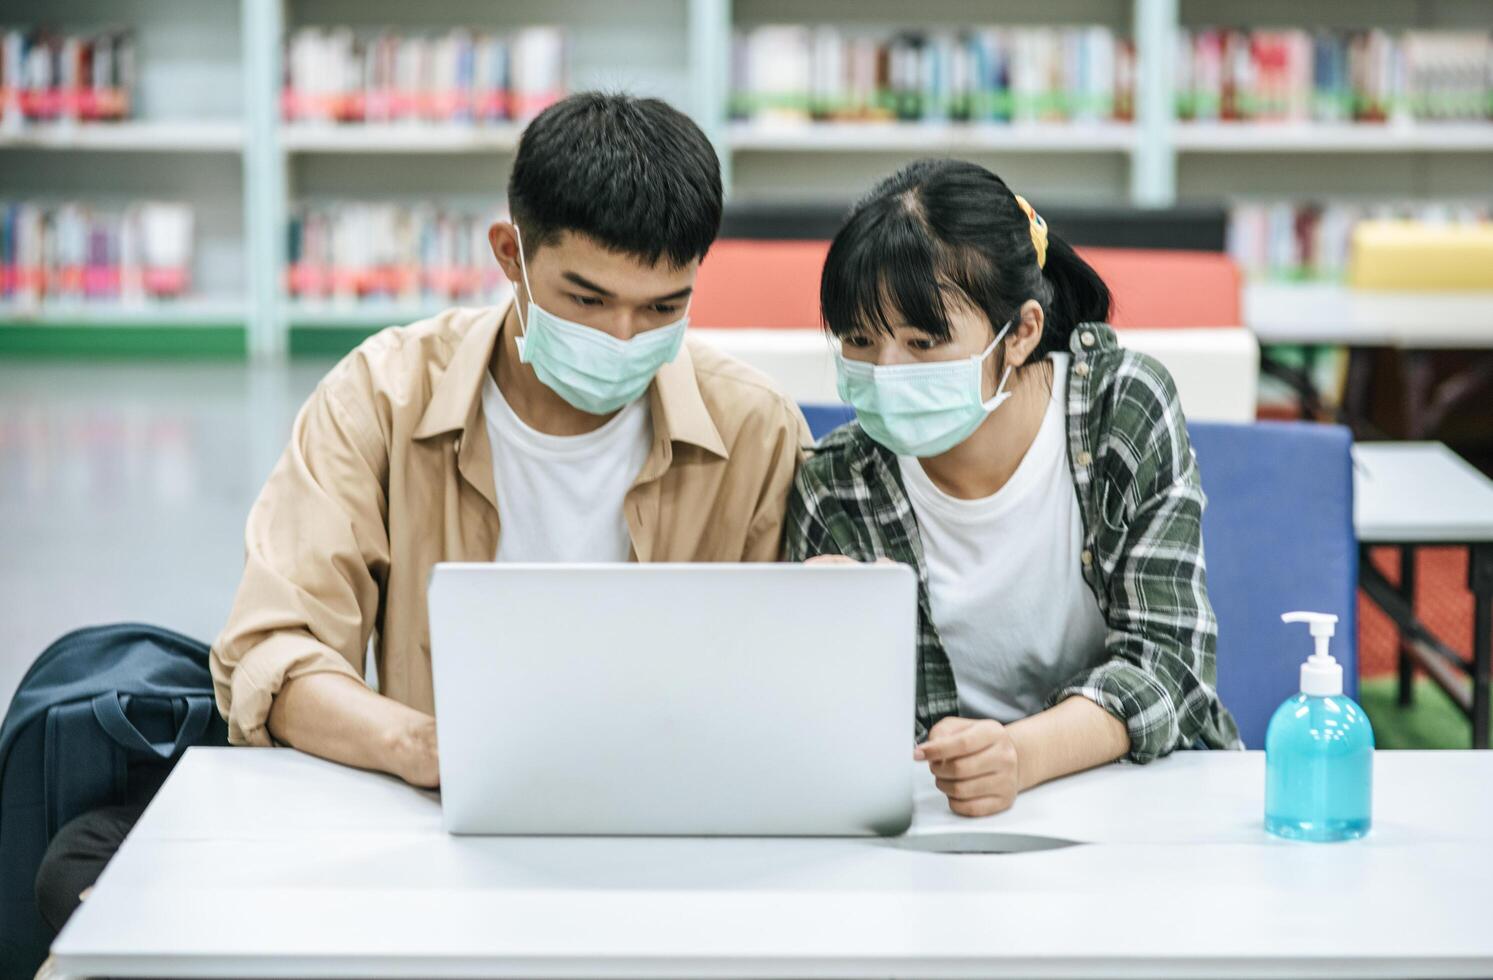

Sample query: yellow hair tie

[1013,193,1048,269]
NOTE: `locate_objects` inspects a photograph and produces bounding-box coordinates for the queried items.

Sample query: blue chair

[798,404,1358,748]
[802,403,855,442]
[1189,421,1358,747]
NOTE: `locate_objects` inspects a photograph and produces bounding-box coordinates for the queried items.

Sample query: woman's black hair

[820,158,1111,360]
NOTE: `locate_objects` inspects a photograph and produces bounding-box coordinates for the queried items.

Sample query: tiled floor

[0,360,332,710]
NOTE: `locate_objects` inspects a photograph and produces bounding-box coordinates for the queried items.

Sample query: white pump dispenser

[1281,611,1342,696]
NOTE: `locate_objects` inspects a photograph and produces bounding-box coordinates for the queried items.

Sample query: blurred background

[1,0,1490,746]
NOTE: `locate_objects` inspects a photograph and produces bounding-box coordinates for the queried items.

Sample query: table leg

[1471,544,1492,750]
[1341,347,1375,437]
[1401,350,1436,440]
[1398,546,1418,708]
[1298,345,1319,419]
[1258,347,1327,421]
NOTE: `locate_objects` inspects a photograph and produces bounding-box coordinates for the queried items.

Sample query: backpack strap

[41,694,214,837]
[92,693,212,761]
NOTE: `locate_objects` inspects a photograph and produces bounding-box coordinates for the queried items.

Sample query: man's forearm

[266,672,439,787]
[1007,696,1130,792]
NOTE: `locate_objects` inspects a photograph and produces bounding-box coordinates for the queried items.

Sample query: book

[0,28,134,125]
[283,26,566,125]
[1177,28,1492,123]
[0,200,193,303]
[731,25,1134,125]
[286,201,507,305]
[1229,200,1493,281]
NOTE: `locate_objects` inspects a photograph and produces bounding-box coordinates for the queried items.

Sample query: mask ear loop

[510,223,534,339]
[978,319,1016,411]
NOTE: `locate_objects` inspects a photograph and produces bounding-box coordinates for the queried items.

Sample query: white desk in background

[1247,283,1493,349]
[1354,442,1493,748]
[1245,283,1493,431]
[52,747,1493,979]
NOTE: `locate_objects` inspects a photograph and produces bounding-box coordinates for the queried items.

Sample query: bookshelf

[280,123,524,153]
[1174,123,1493,154]
[0,120,245,152]
[726,121,1139,153]
[0,0,1488,359]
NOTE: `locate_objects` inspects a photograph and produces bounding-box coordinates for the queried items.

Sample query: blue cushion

[802,403,855,442]
[1189,421,1358,747]
[797,406,1359,749]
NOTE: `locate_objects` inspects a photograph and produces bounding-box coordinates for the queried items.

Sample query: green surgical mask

[511,224,688,416]
[835,320,1015,458]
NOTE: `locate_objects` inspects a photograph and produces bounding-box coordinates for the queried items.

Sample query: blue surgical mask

[835,321,1015,458]
[510,225,688,416]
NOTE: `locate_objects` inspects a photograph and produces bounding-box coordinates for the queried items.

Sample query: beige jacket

[212,304,810,746]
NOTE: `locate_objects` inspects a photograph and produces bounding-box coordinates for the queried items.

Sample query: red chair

[691,240,1241,330]
[1082,247,1241,328]
[690,240,830,329]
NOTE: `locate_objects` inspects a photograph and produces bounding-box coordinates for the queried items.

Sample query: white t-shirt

[897,354,1108,723]
[482,374,652,562]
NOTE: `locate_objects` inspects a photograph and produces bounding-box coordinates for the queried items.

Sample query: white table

[52,747,1493,978]
[1245,283,1493,432]
[1353,443,1493,747]
[1247,284,1493,349]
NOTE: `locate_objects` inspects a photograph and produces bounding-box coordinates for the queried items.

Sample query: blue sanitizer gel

[1264,611,1374,842]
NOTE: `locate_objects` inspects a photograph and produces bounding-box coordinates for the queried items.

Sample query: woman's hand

[915,716,1020,817]
[804,555,896,566]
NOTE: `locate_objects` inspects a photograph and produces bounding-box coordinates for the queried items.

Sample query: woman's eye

[845,336,872,349]
[570,294,604,308]
[909,338,937,351]
[652,303,679,315]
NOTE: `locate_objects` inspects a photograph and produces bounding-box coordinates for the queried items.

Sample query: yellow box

[1349,221,1493,291]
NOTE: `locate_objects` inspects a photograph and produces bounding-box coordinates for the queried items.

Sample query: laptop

[428,562,917,836]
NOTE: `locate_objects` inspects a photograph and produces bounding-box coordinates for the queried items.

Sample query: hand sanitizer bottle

[1265,611,1374,842]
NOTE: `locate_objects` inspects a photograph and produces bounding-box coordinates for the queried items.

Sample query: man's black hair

[508,92,723,269]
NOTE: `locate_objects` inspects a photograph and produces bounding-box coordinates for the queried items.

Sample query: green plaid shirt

[786,322,1241,763]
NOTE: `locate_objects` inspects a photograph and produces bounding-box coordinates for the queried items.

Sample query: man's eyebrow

[561,271,694,305]
[561,271,616,298]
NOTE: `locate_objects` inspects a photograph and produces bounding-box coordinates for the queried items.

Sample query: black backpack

[0,623,228,976]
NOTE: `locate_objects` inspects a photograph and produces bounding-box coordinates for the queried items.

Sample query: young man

[210,93,810,784]
[33,91,808,940]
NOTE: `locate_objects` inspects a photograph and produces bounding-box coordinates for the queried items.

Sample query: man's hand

[389,713,440,789]
[915,716,1020,817]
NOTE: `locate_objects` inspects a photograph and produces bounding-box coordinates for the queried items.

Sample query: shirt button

[1074,362,1091,378]
[1081,549,1094,568]
[1080,331,1096,348]
[1076,450,1093,467]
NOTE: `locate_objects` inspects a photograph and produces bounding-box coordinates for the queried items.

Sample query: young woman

[786,159,1240,817]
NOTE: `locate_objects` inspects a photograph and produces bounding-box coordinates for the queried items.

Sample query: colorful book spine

[283,27,565,125]
[1229,200,1493,281]
[731,25,1134,125]
[0,201,193,303]
[0,28,134,125]
[1177,28,1492,123]
[286,202,507,305]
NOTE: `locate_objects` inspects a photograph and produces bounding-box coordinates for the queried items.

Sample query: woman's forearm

[1006,696,1130,791]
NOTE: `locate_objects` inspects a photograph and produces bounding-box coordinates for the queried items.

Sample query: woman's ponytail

[1032,231,1112,358]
